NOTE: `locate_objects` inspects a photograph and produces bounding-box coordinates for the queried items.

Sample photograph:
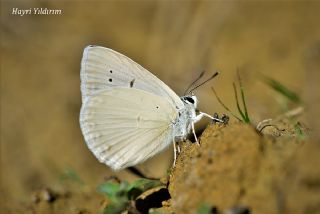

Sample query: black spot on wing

[107,69,113,83]
[130,79,135,88]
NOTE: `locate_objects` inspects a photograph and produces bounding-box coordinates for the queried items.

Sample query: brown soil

[169,123,320,214]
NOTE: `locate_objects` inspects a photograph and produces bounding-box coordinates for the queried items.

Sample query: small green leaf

[128,178,162,191]
[97,182,120,199]
[127,178,162,200]
[98,179,163,213]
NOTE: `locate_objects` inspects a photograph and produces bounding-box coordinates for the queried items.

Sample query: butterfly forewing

[80,45,183,109]
[80,87,177,170]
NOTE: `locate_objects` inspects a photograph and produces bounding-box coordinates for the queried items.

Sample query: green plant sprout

[98,178,163,214]
[233,71,251,123]
[212,71,307,140]
[211,71,251,124]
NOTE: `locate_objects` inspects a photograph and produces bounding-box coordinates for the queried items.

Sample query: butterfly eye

[184,97,194,104]
[109,78,112,82]
[109,70,113,73]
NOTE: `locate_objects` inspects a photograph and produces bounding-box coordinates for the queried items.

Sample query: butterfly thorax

[173,95,198,142]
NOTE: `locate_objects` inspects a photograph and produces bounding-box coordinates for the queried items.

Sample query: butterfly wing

[80,45,184,109]
[80,87,177,170]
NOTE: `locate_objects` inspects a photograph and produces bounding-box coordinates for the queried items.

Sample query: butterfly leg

[195,111,223,123]
[177,143,181,154]
[172,139,182,168]
[191,121,200,146]
[173,139,177,167]
[191,112,223,146]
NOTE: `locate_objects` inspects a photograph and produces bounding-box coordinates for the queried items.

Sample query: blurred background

[1,0,319,205]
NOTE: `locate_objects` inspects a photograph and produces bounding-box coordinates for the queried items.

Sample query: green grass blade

[237,72,250,123]
[262,76,301,104]
[233,82,246,122]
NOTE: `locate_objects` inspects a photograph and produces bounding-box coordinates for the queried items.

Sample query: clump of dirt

[169,122,320,214]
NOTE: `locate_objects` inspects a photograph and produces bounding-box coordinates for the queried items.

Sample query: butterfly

[79,45,220,170]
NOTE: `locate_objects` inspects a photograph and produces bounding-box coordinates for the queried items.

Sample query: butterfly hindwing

[80,87,177,170]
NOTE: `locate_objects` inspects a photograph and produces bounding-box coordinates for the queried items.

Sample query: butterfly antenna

[184,70,206,95]
[189,71,219,94]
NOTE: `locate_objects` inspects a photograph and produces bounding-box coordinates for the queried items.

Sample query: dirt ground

[1,1,320,213]
[169,122,320,214]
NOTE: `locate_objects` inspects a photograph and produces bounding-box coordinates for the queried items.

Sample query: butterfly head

[181,95,198,109]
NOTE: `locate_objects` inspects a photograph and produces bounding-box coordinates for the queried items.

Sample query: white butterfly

[80,45,220,170]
